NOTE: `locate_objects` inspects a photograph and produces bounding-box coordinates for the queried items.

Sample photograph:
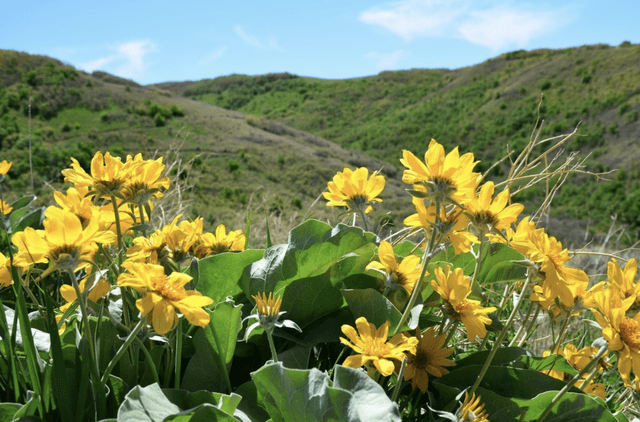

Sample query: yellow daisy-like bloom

[541,344,607,399]
[404,198,479,255]
[0,199,12,215]
[0,252,14,287]
[400,139,480,207]
[61,151,136,199]
[127,215,189,264]
[59,274,111,313]
[586,258,640,312]
[464,181,524,237]
[11,208,116,271]
[253,291,282,317]
[322,167,385,214]
[0,160,12,176]
[510,217,589,308]
[365,240,422,296]
[591,288,640,384]
[121,154,171,221]
[117,262,213,335]
[431,265,497,341]
[457,391,490,422]
[193,224,245,258]
[340,317,418,377]
[403,326,455,393]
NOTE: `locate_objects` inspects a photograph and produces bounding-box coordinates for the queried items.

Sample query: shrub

[153,112,166,127]
[228,160,239,172]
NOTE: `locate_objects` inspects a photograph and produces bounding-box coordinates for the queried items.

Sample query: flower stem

[175,320,183,389]
[392,356,408,402]
[470,274,532,396]
[535,345,608,422]
[266,328,278,363]
[100,316,147,387]
[393,227,439,336]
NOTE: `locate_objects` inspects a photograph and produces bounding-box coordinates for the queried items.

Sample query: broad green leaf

[436,365,583,399]
[477,243,527,283]
[235,381,271,422]
[514,355,578,377]
[272,307,353,348]
[162,405,239,422]
[182,301,243,394]
[117,383,181,422]
[277,344,311,369]
[241,220,376,303]
[181,330,228,393]
[342,288,402,333]
[513,391,619,421]
[195,250,264,305]
[454,347,529,369]
[0,403,21,422]
[12,391,42,419]
[280,270,344,328]
[429,245,477,276]
[390,240,421,257]
[12,208,44,233]
[10,195,36,212]
[251,362,401,422]
[162,389,241,416]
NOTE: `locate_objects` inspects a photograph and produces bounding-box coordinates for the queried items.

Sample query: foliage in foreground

[0,128,639,421]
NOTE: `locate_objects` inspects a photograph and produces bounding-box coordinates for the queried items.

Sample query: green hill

[0,50,410,245]
[155,42,640,245]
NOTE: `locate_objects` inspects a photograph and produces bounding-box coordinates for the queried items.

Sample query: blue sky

[4,0,639,85]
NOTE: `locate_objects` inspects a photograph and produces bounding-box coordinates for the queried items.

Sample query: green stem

[536,345,608,422]
[393,228,439,336]
[266,328,278,363]
[392,356,408,402]
[518,304,541,347]
[68,270,99,373]
[174,321,183,389]
[470,274,532,396]
[134,336,159,385]
[509,303,534,347]
[444,320,460,347]
[469,238,485,292]
[138,201,148,237]
[100,317,147,387]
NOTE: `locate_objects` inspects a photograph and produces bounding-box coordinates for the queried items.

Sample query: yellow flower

[404,198,479,254]
[322,167,385,214]
[591,288,640,383]
[244,292,301,339]
[340,317,418,377]
[0,160,12,176]
[59,274,111,313]
[464,181,524,237]
[403,327,455,393]
[61,151,136,199]
[121,154,170,219]
[457,391,489,422]
[541,344,607,399]
[586,258,640,311]
[126,215,191,264]
[11,208,116,271]
[511,217,589,308]
[0,252,14,287]
[365,240,422,296]
[0,199,12,215]
[400,139,480,207]
[431,265,497,341]
[193,224,245,258]
[117,262,213,335]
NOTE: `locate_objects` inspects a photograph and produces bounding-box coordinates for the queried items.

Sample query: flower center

[155,280,187,302]
[620,317,640,349]
[472,210,498,228]
[362,337,391,357]
[410,348,430,371]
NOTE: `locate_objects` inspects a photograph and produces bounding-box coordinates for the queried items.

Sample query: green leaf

[10,195,36,212]
[162,406,239,422]
[477,243,527,283]
[195,250,264,306]
[241,220,376,303]
[0,403,21,422]
[12,208,44,233]
[342,288,403,333]
[437,365,583,399]
[162,389,241,415]
[182,301,243,394]
[514,354,578,377]
[513,391,619,421]
[251,362,401,422]
[280,270,345,328]
[117,383,181,422]
[234,381,271,422]
[454,347,529,369]
[181,330,227,393]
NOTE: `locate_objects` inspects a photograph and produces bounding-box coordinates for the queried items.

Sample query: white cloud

[366,50,408,70]
[203,47,227,63]
[235,25,283,50]
[359,0,466,41]
[79,40,156,80]
[359,0,566,50]
[458,7,560,50]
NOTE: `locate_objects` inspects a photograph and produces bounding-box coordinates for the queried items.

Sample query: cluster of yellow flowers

[0,152,246,336]
[327,138,640,407]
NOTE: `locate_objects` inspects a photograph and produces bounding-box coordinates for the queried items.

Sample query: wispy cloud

[203,47,227,63]
[235,25,283,50]
[366,50,408,70]
[80,40,156,80]
[359,0,567,50]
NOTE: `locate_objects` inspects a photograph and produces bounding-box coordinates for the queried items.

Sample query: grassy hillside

[156,42,640,244]
[0,50,411,245]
